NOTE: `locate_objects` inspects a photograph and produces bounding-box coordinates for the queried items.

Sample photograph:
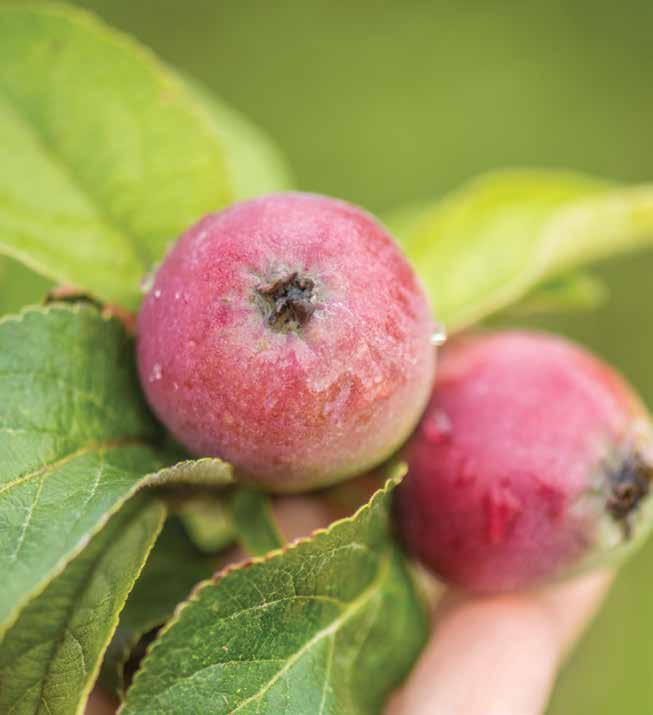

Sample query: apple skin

[396,331,653,593]
[137,193,436,491]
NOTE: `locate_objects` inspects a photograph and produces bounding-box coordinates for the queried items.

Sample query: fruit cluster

[138,192,653,593]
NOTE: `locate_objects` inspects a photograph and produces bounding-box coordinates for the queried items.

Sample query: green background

[5,1,653,711]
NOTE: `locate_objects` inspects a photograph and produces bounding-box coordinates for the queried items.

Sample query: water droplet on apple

[431,323,447,347]
[140,273,155,294]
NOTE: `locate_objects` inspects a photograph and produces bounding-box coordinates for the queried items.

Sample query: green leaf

[389,169,653,330]
[230,488,284,556]
[491,271,608,320]
[103,516,219,696]
[177,496,235,554]
[0,256,52,315]
[121,478,427,715]
[182,75,294,200]
[0,304,161,632]
[0,495,166,715]
[149,457,234,489]
[0,5,292,309]
[117,517,220,640]
[0,304,232,635]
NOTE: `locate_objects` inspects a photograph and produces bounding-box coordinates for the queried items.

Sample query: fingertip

[386,569,615,715]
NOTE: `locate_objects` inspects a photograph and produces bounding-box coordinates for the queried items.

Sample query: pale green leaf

[0,5,291,308]
[0,495,166,715]
[183,76,294,200]
[0,256,52,315]
[177,496,235,554]
[491,271,608,321]
[121,478,427,715]
[389,170,653,330]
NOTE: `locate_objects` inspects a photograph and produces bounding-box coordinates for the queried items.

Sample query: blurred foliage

[3,0,653,711]
[0,256,51,315]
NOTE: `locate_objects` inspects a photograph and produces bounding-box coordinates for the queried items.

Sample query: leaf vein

[0,437,147,496]
[227,551,391,714]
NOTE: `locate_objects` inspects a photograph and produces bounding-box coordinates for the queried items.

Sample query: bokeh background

[4,1,653,711]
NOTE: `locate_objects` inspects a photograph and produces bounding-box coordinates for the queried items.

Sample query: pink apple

[138,193,436,491]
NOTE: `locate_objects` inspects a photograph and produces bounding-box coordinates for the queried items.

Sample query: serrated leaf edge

[71,499,167,715]
[119,475,402,712]
[0,306,234,635]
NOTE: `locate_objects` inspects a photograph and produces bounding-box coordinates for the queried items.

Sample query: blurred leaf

[389,170,653,330]
[103,516,218,696]
[0,5,292,309]
[183,75,294,199]
[0,256,52,315]
[0,495,165,715]
[492,271,608,320]
[122,478,427,715]
[230,488,284,556]
[178,496,235,553]
[0,305,232,635]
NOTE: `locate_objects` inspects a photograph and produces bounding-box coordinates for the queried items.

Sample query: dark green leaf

[230,488,284,557]
[122,478,427,715]
[0,305,232,634]
[103,516,219,696]
[0,495,166,715]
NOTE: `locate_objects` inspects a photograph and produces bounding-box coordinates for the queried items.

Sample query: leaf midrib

[226,550,391,714]
[0,436,150,497]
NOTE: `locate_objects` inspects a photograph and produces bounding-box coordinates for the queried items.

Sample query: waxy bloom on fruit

[396,331,653,593]
[138,193,436,491]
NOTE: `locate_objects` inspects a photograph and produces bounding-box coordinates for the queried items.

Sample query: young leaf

[0,5,291,308]
[121,478,428,715]
[0,305,232,635]
[0,495,166,715]
[103,516,220,696]
[230,488,284,556]
[388,170,653,330]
